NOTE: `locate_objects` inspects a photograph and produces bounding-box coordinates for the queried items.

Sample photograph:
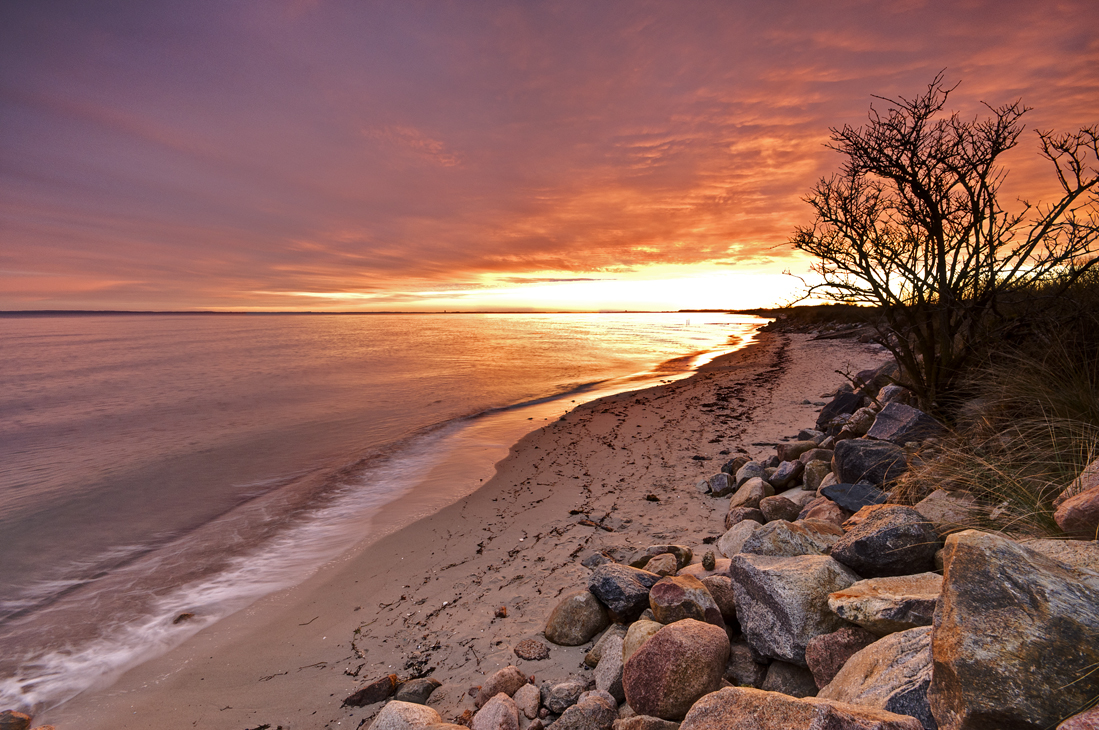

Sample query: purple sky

[3,0,1098,310]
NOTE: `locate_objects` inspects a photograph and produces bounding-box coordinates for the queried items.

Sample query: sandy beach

[43,331,890,730]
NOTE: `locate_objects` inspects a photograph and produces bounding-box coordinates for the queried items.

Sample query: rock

[541,679,587,714]
[817,392,867,431]
[724,506,765,530]
[473,693,521,730]
[709,472,737,497]
[800,428,827,442]
[802,460,834,492]
[588,564,662,622]
[797,496,851,527]
[586,624,629,667]
[700,575,737,622]
[830,505,939,578]
[840,407,879,439]
[929,530,1099,730]
[676,558,731,579]
[912,490,981,536]
[879,385,914,406]
[613,716,682,730]
[642,553,679,576]
[777,487,819,508]
[821,482,888,512]
[648,575,725,629]
[1020,539,1099,576]
[623,620,664,663]
[623,619,729,720]
[735,461,766,486]
[0,713,32,730]
[553,690,618,730]
[866,403,944,446]
[828,573,942,636]
[833,439,908,486]
[582,552,616,569]
[344,673,399,706]
[769,460,805,490]
[476,666,528,708]
[595,634,626,702]
[629,546,693,570]
[679,686,924,729]
[778,440,820,462]
[1054,485,1099,538]
[1058,706,1099,729]
[728,553,859,666]
[739,519,843,558]
[371,700,443,730]
[513,683,541,719]
[717,520,763,558]
[820,627,934,730]
[722,455,751,475]
[760,496,801,522]
[761,660,819,698]
[725,638,769,688]
[1056,457,1099,508]
[545,590,610,645]
[805,626,879,689]
[728,477,774,510]
[393,677,443,705]
[514,639,551,661]
[799,448,835,465]
[702,551,717,571]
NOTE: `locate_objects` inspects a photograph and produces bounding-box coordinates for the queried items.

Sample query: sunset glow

[2,1,1097,311]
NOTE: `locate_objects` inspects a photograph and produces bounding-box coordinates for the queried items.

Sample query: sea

[0,311,764,713]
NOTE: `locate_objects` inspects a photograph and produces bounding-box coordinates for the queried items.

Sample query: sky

[2,0,1098,312]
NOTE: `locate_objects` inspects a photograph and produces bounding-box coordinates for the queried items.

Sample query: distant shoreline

[0,308,742,317]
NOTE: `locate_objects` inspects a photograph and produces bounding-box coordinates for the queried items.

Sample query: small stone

[541,679,586,714]
[708,472,737,497]
[514,639,551,661]
[642,553,679,576]
[804,626,879,689]
[545,590,610,645]
[769,460,806,489]
[392,677,442,705]
[801,460,833,492]
[495,605,508,618]
[701,551,716,571]
[759,496,801,522]
[735,460,766,486]
[585,624,628,667]
[513,683,541,720]
[371,700,443,730]
[628,545,693,570]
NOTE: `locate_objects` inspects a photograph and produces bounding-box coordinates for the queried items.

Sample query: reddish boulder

[648,574,725,629]
[623,618,729,720]
[805,626,879,689]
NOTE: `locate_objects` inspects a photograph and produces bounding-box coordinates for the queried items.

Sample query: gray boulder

[821,482,888,512]
[728,553,859,666]
[912,490,981,537]
[828,573,942,636]
[817,391,867,431]
[819,627,935,730]
[679,687,923,729]
[866,403,943,446]
[541,679,586,714]
[545,590,610,645]
[717,519,763,558]
[472,693,520,730]
[708,472,737,497]
[553,689,618,730]
[594,634,625,703]
[476,666,528,708]
[830,505,939,578]
[735,460,766,486]
[802,460,834,492]
[393,677,442,704]
[585,623,629,667]
[833,439,908,486]
[928,530,1099,730]
[739,519,844,558]
[769,460,805,489]
[588,564,662,622]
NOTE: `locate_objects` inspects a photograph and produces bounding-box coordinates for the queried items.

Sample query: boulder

[761,660,819,698]
[679,686,923,729]
[476,666,528,708]
[588,564,662,622]
[819,627,934,730]
[552,689,618,730]
[725,638,770,688]
[828,573,942,636]
[1058,706,1099,730]
[799,448,836,465]
[821,482,888,512]
[642,553,679,576]
[648,575,724,629]
[623,619,664,663]
[928,530,1099,730]
[0,713,31,730]
[728,477,774,510]
[677,558,730,580]
[622,619,730,720]
[735,461,767,486]
[912,490,981,536]
[586,624,629,667]
[760,496,801,522]
[545,590,610,646]
[629,545,693,570]
[1056,457,1099,508]
[777,487,819,508]
[371,700,443,730]
[879,385,914,406]
[612,716,682,730]
[805,626,879,689]
[817,392,867,431]
[595,634,626,703]
[739,519,844,558]
[830,505,939,577]
[800,428,827,442]
[797,496,851,527]
[839,407,879,439]
[472,693,520,730]
[778,440,820,462]
[833,439,908,486]
[802,460,834,492]
[1054,485,1099,539]
[722,455,751,475]
[725,506,765,530]
[514,639,550,661]
[866,403,944,446]
[728,553,859,666]
[344,673,399,706]
[513,683,541,720]
[700,574,738,622]
[717,520,763,558]
[769,460,806,490]
[541,679,587,714]
[393,677,442,705]
[1020,539,1099,577]
[709,472,737,497]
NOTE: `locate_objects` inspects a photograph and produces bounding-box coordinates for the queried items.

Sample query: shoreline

[41,331,891,729]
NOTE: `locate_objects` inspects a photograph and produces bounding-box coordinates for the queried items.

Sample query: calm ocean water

[0,312,762,712]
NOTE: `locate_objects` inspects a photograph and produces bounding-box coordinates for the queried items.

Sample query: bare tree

[792,74,1099,415]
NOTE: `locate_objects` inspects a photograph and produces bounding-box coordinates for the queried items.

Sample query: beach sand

[44,331,890,729]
